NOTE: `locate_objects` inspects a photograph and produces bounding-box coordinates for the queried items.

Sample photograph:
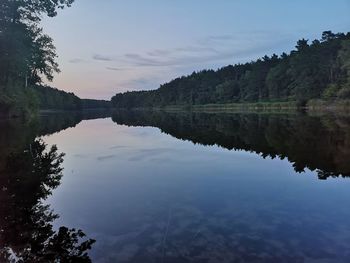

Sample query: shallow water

[1,111,350,262]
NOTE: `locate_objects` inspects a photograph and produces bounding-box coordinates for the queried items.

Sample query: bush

[337,87,350,99]
[322,84,339,99]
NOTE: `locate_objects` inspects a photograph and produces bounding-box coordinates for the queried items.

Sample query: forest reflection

[0,112,102,262]
[112,110,350,180]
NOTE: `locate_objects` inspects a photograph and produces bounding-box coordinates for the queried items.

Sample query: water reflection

[0,113,99,262]
[1,110,350,262]
[112,110,350,179]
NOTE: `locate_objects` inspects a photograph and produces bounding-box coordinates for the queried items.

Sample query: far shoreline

[111,99,350,114]
[2,99,350,120]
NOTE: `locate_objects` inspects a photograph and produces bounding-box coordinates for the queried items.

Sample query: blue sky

[42,0,350,99]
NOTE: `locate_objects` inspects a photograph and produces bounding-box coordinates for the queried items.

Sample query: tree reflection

[0,139,95,262]
[112,110,350,179]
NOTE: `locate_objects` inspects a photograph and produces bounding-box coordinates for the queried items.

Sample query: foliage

[112,31,350,108]
[0,0,72,88]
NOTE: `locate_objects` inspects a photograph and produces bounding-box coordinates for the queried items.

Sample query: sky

[41,0,350,100]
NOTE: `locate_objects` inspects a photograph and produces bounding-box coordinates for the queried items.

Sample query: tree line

[35,85,110,111]
[112,31,350,108]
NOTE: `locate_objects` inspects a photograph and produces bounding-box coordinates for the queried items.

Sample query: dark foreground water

[1,110,350,263]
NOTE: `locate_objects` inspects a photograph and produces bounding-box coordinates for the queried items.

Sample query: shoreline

[2,100,350,120]
[112,99,350,114]
[0,108,111,120]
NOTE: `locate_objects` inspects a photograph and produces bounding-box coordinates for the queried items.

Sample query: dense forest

[0,0,109,117]
[35,85,110,111]
[112,31,350,108]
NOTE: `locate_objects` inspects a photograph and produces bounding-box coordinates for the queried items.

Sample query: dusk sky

[42,0,350,99]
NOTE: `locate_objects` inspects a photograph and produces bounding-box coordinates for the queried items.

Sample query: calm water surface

[1,111,350,262]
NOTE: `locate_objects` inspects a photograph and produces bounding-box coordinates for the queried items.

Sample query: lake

[1,110,350,263]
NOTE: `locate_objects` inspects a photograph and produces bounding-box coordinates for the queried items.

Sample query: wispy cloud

[96,154,116,161]
[69,58,86,64]
[93,54,114,61]
[146,46,217,57]
[109,145,128,150]
[106,67,124,71]
[83,31,295,95]
[147,49,173,57]
[123,53,162,66]
[175,46,218,53]
[118,77,161,91]
[199,35,235,44]
[92,31,294,69]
